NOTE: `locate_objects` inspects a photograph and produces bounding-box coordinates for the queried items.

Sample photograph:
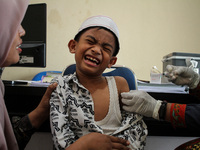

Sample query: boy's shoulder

[104,76,127,86]
[113,76,129,93]
[113,76,127,83]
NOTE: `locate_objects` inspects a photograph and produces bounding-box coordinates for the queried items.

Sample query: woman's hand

[28,82,57,128]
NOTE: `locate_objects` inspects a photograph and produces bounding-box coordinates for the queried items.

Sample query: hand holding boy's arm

[66,132,130,150]
[121,90,162,120]
[28,82,58,128]
[164,65,200,89]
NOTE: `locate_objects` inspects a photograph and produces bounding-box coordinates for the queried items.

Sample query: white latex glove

[164,65,200,89]
[121,90,162,120]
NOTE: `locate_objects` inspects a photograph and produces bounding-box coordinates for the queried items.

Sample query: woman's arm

[28,82,57,128]
[12,83,57,149]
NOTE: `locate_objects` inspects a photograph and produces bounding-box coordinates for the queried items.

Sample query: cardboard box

[162,52,200,74]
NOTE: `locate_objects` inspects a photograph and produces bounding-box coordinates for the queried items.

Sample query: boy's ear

[108,56,117,68]
[68,40,77,53]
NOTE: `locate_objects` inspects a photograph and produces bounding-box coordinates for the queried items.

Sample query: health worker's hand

[164,65,200,89]
[121,90,162,120]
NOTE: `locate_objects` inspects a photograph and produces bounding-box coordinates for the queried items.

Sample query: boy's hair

[74,26,120,56]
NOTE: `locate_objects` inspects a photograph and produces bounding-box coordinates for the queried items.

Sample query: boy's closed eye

[85,35,113,54]
[86,39,96,45]
[102,44,112,53]
[86,35,97,44]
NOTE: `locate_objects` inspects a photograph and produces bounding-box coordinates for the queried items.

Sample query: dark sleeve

[185,104,200,131]
[189,82,200,100]
[170,103,200,131]
[12,115,36,150]
[186,81,200,130]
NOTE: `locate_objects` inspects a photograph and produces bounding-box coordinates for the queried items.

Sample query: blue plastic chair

[32,71,62,81]
[62,64,138,90]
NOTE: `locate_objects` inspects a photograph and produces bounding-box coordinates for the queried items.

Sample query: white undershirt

[95,76,122,135]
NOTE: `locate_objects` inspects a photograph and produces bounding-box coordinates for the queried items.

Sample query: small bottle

[150,66,161,84]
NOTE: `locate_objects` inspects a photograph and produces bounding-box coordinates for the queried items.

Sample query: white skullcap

[78,15,119,40]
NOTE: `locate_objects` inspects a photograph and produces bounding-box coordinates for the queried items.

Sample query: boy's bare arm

[115,76,130,108]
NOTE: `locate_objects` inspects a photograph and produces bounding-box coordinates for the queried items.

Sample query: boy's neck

[76,71,106,90]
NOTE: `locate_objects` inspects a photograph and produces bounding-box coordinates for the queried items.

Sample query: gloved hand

[164,65,200,89]
[121,90,162,120]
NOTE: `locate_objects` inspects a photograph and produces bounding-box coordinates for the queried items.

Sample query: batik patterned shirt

[50,73,147,150]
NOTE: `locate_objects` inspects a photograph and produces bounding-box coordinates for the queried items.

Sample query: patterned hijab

[0,0,28,149]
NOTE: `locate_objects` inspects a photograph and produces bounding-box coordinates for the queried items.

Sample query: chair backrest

[62,64,138,90]
[32,71,62,81]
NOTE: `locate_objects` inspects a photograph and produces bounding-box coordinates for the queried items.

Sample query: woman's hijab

[0,0,28,149]
[0,0,28,66]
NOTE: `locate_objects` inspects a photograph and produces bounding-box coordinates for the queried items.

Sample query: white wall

[2,0,200,81]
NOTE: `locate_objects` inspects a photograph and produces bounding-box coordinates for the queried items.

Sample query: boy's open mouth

[85,55,100,65]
